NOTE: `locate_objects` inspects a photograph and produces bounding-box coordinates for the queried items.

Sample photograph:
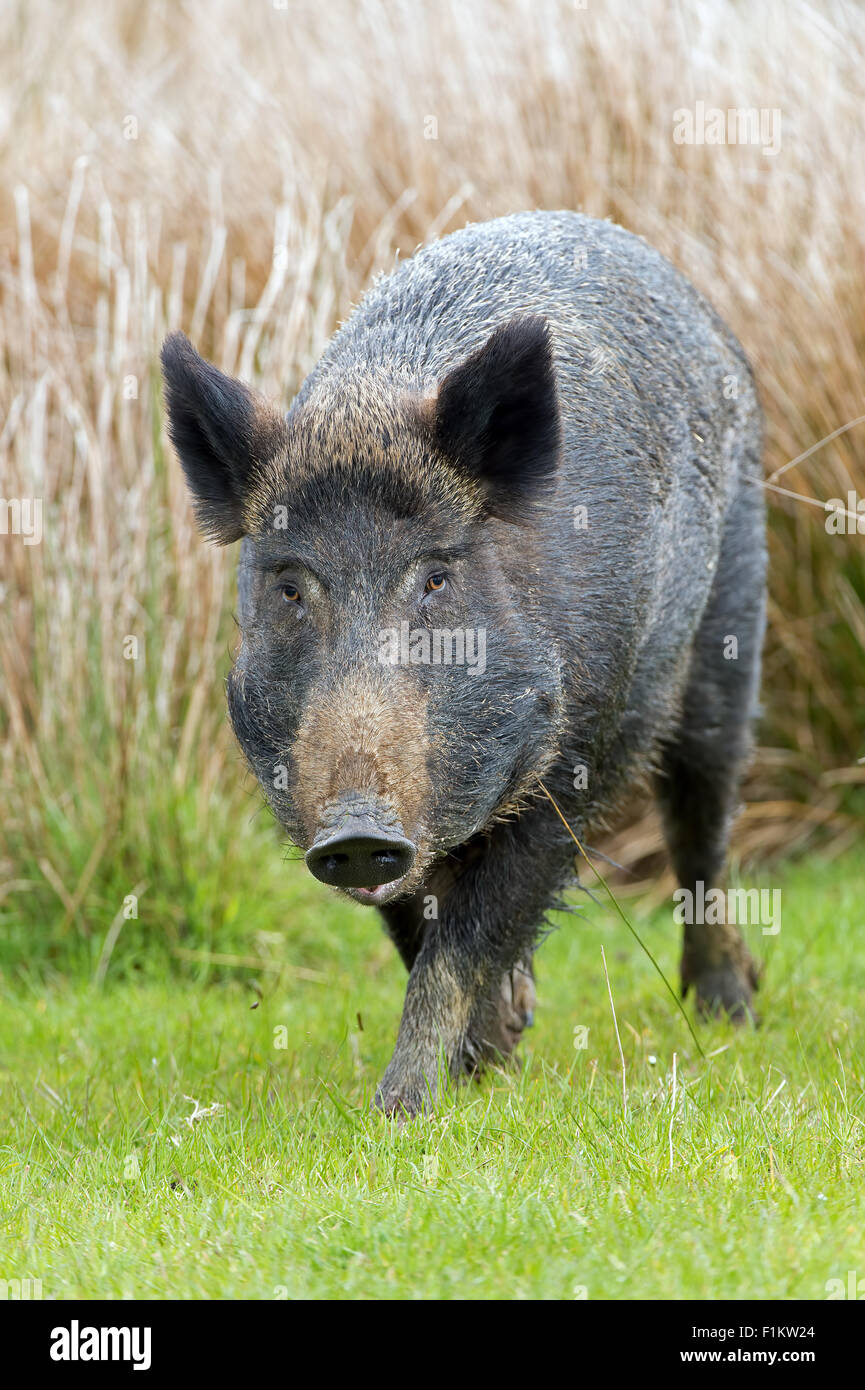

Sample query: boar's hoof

[689,964,761,1026]
[374,1080,430,1121]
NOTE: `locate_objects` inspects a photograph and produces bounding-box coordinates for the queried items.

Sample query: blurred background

[1,0,863,975]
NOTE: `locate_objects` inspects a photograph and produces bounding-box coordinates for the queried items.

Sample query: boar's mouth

[342,879,413,908]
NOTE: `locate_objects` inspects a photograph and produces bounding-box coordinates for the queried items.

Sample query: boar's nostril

[373,849,400,869]
[305,821,416,890]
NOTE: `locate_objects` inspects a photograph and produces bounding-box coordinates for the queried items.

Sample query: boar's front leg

[375,817,563,1117]
[380,874,536,1074]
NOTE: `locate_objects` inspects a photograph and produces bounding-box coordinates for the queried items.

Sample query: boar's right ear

[160,332,285,544]
[430,315,561,515]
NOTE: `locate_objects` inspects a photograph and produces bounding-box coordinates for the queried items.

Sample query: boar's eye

[424,573,447,594]
[280,583,302,604]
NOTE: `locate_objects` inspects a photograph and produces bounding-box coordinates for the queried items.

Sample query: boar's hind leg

[656,483,767,1023]
[475,958,536,1066]
[374,820,561,1117]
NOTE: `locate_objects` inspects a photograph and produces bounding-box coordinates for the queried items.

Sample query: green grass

[1,848,863,1300]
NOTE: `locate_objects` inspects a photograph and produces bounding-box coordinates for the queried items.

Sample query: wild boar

[161,210,766,1115]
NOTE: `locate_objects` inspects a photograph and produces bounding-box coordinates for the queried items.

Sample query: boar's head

[161,317,565,906]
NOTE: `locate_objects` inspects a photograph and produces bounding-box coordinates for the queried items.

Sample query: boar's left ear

[160,332,286,544]
[431,315,561,514]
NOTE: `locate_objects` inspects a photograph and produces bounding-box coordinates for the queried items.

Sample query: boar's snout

[305,799,417,889]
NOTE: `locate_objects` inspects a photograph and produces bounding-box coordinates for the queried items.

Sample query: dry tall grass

[1,0,863,942]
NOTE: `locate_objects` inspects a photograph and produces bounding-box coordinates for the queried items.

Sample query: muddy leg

[375,817,565,1115]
